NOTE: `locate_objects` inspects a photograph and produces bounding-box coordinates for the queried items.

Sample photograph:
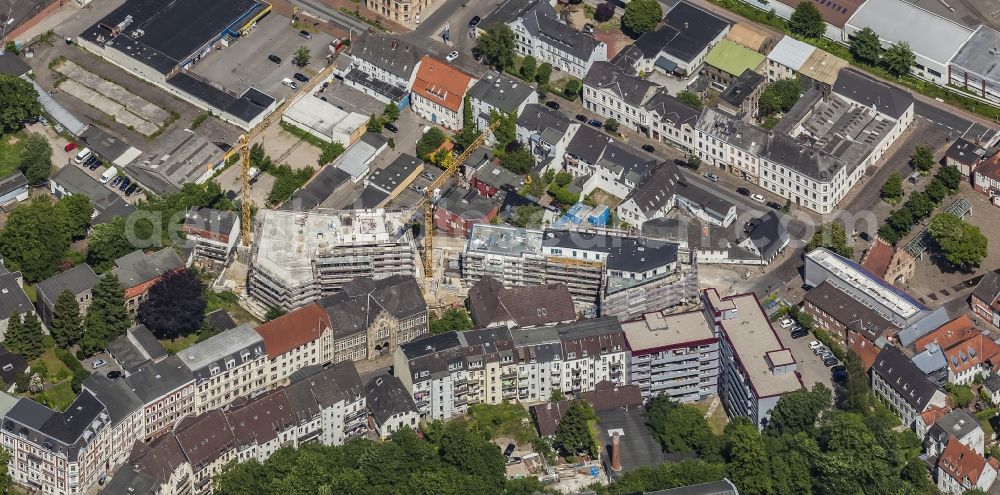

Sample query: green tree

[383,101,400,122]
[766,432,818,495]
[0,196,72,282]
[842,351,871,413]
[5,312,44,360]
[0,74,41,134]
[553,400,596,457]
[138,269,206,339]
[910,144,935,173]
[928,212,988,269]
[766,383,832,436]
[723,419,772,495]
[937,164,963,192]
[603,118,619,133]
[0,448,10,494]
[417,127,448,158]
[676,90,702,109]
[521,55,537,81]
[806,223,853,258]
[549,389,565,402]
[293,46,311,68]
[849,27,883,66]
[266,165,314,206]
[645,396,720,460]
[880,172,904,204]
[602,459,728,495]
[758,78,802,118]
[501,147,534,174]
[18,132,52,185]
[815,412,893,495]
[367,115,384,133]
[622,0,663,34]
[81,273,130,356]
[50,289,83,348]
[563,79,582,101]
[86,217,134,272]
[904,191,934,219]
[476,25,516,72]
[884,41,916,78]
[788,2,825,38]
[57,194,94,239]
[429,308,472,334]
[535,63,552,85]
[510,205,543,227]
[489,110,517,152]
[454,96,479,151]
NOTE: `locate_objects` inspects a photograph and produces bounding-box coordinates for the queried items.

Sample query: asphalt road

[915,101,975,136]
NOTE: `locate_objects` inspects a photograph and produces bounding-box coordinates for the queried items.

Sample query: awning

[654,56,677,73]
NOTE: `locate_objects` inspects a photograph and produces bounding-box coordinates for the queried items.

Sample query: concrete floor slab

[57,80,159,135]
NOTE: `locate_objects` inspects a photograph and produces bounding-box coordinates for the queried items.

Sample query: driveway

[773,324,834,391]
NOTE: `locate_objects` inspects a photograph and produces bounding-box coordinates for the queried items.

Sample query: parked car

[790,329,808,339]
[268,54,282,64]
[750,193,766,203]
[299,30,312,39]
[125,184,138,196]
[119,177,131,191]
[468,16,481,27]
[779,317,794,328]
[89,159,102,171]
[641,144,655,153]
[832,370,848,382]
[293,72,309,82]
[588,119,602,128]
[91,359,107,369]
[506,456,522,465]
[106,370,122,380]
[764,299,779,310]
[84,155,97,167]
[575,114,587,122]
[421,172,435,181]
[545,100,560,110]
[703,172,719,182]
[583,23,595,34]
[813,346,830,356]
[446,50,460,62]
[823,357,840,367]
[384,122,399,133]
[736,187,750,196]
[64,142,77,152]
[503,443,516,457]
[766,201,781,210]
[830,365,846,374]
[109,176,122,188]
[808,341,823,350]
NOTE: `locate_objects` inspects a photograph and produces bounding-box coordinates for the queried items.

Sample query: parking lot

[314,77,388,117]
[772,320,835,391]
[190,12,338,99]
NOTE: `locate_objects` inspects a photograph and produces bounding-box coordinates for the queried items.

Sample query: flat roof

[704,39,765,77]
[79,0,267,72]
[622,309,715,353]
[777,0,863,27]
[951,25,1000,86]
[807,247,925,319]
[846,0,974,64]
[767,36,814,72]
[176,324,261,372]
[466,223,544,258]
[798,48,848,86]
[716,293,802,398]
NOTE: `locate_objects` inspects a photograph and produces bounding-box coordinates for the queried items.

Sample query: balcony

[345,409,366,422]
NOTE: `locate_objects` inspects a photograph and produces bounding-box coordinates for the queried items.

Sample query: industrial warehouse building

[76,0,276,129]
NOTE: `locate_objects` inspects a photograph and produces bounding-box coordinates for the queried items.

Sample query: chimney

[611,433,622,471]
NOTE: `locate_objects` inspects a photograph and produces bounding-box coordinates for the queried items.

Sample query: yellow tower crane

[418,119,501,278]
[221,61,338,247]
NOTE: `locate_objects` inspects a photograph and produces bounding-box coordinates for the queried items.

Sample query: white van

[282,78,297,89]
[100,167,117,184]
[75,148,93,164]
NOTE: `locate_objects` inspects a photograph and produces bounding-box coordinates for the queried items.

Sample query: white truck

[100,167,118,184]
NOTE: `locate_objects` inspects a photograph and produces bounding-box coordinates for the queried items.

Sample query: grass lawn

[160,333,201,354]
[692,397,729,435]
[34,380,75,411]
[585,188,622,208]
[468,402,538,444]
[0,132,27,179]
[205,289,259,325]
[33,348,72,382]
[23,284,36,304]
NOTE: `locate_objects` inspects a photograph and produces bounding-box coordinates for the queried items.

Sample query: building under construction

[248,208,417,311]
[461,224,698,320]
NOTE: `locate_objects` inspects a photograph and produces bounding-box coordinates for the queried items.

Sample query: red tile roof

[919,405,952,428]
[978,153,1000,182]
[254,303,331,359]
[861,237,894,280]
[943,332,1000,375]
[848,331,880,372]
[938,436,995,486]
[915,315,977,353]
[412,55,473,113]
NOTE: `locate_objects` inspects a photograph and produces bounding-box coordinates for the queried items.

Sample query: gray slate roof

[184,207,238,237]
[123,355,195,403]
[744,211,787,260]
[468,276,576,327]
[872,345,943,412]
[534,15,603,62]
[318,275,427,339]
[365,374,418,426]
[112,248,184,289]
[0,272,32,320]
[0,52,31,77]
[584,62,658,107]
[468,72,536,114]
[0,171,28,196]
[35,264,99,309]
[833,69,914,120]
[542,230,679,273]
[350,33,424,80]
[972,271,1000,305]
[927,408,981,444]
[176,324,264,378]
[82,374,143,426]
[99,466,160,495]
[643,90,700,126]
[107,325,168,374]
